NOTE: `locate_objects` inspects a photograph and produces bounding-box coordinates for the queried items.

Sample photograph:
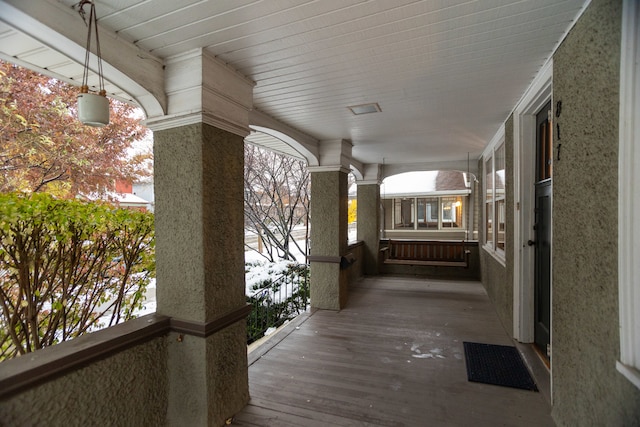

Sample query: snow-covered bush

[245,260,309,344]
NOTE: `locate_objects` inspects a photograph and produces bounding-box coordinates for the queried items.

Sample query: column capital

[307,165,351,174]
[356,163,383,185]
[316,139,352,171]
[145,49,254,137]
[144,111,250,136]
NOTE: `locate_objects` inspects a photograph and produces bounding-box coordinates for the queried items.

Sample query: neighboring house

[112,179,152,211]
[349,170,474,240]
[132,180,155,212]
[381,170,472,240]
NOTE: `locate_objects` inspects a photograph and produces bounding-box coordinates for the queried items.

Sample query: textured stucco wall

[165,324,249,426]
[2,337,168,426]
[347,241,364,284]
[154,123,246,321]
[479,248,509,332]
[357,184,380,275]
[310,171,348,310]
[382,199,392,231]
[478,117,514,336]
[551,0,640,424]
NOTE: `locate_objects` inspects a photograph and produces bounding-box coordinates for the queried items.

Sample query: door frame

[513,60,553,344]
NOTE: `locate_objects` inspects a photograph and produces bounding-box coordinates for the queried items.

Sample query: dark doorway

[533,101,552,360]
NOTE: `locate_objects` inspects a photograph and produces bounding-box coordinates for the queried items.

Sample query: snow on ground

[245,259,297,295]
[60,227,359,336]
[126,239,309,321]
[123,230,360,322]
[135,278,156,316]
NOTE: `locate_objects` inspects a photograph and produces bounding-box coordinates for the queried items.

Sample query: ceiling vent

[348,103,381,115]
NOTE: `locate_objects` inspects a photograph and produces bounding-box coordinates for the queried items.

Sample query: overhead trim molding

[144,111,250,137]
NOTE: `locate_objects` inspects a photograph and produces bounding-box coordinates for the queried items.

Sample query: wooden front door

[534,101,552,359]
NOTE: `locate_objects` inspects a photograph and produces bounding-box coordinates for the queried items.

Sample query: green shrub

[0,193,154,361]
[246,263,309,344]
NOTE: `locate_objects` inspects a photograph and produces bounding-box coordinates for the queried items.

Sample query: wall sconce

[77,0,109,127]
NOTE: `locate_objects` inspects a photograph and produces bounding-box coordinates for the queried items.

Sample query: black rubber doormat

[463,342,538,391]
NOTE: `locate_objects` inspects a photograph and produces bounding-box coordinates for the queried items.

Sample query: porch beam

[383,159,478,180]
[0,0,166,116]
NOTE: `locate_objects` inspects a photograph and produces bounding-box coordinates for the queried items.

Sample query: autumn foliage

[0,193,155,361]
[0,60,150,197]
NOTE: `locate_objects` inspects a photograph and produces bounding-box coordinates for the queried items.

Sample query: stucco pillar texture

[154,123,249,426]
[310,170,349,310]
[356,183,380,275]
[551,0,640,425]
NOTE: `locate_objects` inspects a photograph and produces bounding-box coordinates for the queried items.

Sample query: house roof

[350,171,470,198]
[113,192,151,206]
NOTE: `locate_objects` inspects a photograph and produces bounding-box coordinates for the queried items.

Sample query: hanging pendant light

[77,0,109,127]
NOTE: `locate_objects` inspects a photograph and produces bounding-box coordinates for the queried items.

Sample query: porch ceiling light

[348,103,381,115]
[77,0,109,127]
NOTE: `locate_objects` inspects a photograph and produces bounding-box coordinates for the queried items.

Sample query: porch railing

[246,263,310,344]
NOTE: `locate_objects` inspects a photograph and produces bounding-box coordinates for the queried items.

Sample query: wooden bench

[381,240,471,268]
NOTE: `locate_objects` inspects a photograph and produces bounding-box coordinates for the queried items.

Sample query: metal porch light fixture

[77,0,109,127]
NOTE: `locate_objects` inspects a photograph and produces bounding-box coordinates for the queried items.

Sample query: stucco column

[355,164,382,275]
[146,49,254,426]
[357,183,381,275]
[153,124,248,425]
[308,139,352,310]
[309,169,349,310]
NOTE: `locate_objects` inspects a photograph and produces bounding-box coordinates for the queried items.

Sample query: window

[441,197,463,228]
[417,197,438,229]
[392,196,464,230]
[484,140,506,257]
[394,198,414,228]
[495,144,506,250]
[485,155,493,246]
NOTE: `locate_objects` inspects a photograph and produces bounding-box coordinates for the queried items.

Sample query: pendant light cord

[79,1,105,96]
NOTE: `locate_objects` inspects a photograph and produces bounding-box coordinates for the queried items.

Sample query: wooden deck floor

[235,276,554,427]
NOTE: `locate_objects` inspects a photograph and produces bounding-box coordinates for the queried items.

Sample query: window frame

[494,143,506,251]
[391,196,465,231]
[417,197,439,229]
[393,198,415,229]
[482,128,506,261]
[484,154,494,247]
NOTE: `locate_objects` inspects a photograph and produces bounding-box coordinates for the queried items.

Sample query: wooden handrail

[0,304,252,399]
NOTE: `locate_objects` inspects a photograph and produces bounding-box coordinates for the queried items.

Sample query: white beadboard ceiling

[0,0,587,169]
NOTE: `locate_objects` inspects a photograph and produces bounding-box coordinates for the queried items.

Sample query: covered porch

[2,1,639,425]
[237,275,552,426]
